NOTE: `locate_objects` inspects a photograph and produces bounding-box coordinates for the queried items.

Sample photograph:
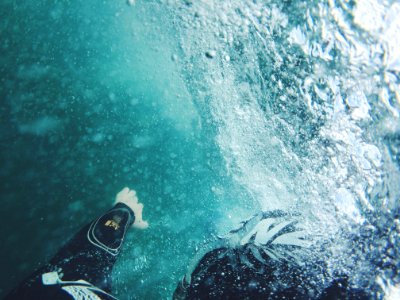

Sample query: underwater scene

[1,0,399,299]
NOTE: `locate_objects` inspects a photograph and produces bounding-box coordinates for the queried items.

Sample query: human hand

[115,187,149,229]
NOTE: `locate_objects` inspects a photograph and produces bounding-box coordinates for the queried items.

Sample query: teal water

[0,1,253,298]
[1,0,400,299]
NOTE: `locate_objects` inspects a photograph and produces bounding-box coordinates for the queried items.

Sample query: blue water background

[1,0,400,299]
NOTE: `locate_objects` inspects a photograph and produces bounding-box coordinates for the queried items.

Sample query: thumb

[133,220,149,229]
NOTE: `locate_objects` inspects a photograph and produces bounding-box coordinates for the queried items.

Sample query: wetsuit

[4,203,135,300]
[173,247,371,300]
[173,210,371,300]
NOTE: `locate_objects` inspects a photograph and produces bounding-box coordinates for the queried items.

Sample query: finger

[141,220,149,229]
[133,203,143,220]
[116,187,129,199]
[128,189,136,196]
[128,190,138,203]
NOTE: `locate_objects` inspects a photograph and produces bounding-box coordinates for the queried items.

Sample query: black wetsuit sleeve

[4,202,135,299]
[48,202,135,289]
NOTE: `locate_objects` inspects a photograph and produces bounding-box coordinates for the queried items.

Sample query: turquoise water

[1,0,400,299]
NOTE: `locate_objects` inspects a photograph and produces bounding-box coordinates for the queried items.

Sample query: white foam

[334,188,363,223]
